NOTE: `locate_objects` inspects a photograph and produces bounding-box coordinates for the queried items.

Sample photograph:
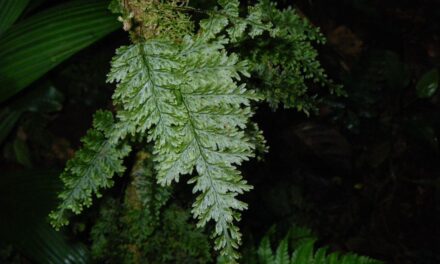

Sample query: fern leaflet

[50,110,131,228]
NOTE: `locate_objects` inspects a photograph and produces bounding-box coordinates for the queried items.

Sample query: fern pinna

[50,0,336,261]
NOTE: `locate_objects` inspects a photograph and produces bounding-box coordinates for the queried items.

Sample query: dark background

[244,0,440,263]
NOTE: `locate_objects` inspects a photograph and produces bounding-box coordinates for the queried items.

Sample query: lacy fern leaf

[50,110,131,228]
[200,0,274,42]
[242,2,343,113]
[108,35,258,261]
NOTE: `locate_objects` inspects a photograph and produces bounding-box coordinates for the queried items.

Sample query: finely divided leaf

[50,110,131,228]
[108,35,259,262]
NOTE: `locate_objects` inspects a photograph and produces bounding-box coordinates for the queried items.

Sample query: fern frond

[199,0,274,42]
[199,0,341,113]
[274,238,289,264]
[253,227,382,264]
[258,237,275,264]
[108,35,258,261]
[51,1,341,261]
[289,239,314,263]
[240,1,343,113]
[50,110,131,228]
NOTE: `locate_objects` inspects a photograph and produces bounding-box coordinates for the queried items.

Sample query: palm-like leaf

[0,0,29,36]
[0,170,89,263]
[0,0,119,102]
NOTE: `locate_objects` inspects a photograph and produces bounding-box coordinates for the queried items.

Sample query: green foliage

[50,110,131,227]
[51,0,339,261]
[0,0,119,102]
[129,151,171,224]
[416,68,439,98]
[240,1,343,113]
[0,170,89,264]
[241,227,382,264]
[120,0,194,41]
[107,35,257,261]
[0,0,29,36]
[91,201,212,264]
[198,0,274,42]
[90,152,211,264]
[0,0,114,254]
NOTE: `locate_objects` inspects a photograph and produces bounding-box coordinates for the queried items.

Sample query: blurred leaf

[17,84,64,113]
[13,138,33,168]
[0,0,29,36]
[416,69,439,98]
[0,109,21,144]
[247,226,381,264]
[0,170,89,263]
[0,84,63,145]
[274,238,289,264]
[18,222,88,264]
[290,239,315,263]
[0,0,120,102]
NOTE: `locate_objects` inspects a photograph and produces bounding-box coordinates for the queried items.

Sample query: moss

[121,0,194,42]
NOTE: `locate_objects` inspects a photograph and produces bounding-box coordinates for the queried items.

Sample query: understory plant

[240,226,382,264]
[49,0,346,262]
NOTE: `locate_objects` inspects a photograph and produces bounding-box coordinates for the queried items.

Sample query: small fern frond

[240,1,343,113]
[252,227,382,264]
[200,0,341,113]
[199,0,274,42]
[50,110,131,228]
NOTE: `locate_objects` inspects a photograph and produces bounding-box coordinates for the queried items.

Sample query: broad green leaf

[0,109,20,144]
[0,0,29,36]
[0,0,120,102]
[12,138,33,168]
[0,170,89,264]
[416,68,439,98]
